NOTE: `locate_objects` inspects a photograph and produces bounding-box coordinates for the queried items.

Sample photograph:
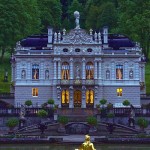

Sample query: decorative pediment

[61,29,94,44]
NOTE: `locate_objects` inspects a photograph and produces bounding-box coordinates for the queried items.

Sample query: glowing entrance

[74,90,82,107]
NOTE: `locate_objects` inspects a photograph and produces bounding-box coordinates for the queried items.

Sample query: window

[106,70,110,79]
[63,48,68,52]
[61,90,69,104]
[61,62,70,80]
[86,62,94,79]
[87,48,92,52]
[86,90,94,104]
[116,65,123,79]
[32,88,38,97]
[75,48,80,52]
[129,69,133,79]
[117,88,122,96]
[32,64,39,79]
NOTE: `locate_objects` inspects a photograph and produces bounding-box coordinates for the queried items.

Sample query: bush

[122,100,130,106]
[107,113,115,118]
[37,109,48,118]
[48,99,54,104]
[99,99,107,105]
[137,118,149,129]
[58,116,68,125]
[87,116,97,126]
[25,100,32,107]
[6,118,19,128]
[107,103,113,110]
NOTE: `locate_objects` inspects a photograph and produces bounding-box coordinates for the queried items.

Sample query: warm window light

[86,62,94,79]
[61,90,69,103]
[32,88,38,97]
[117,88,122,96]
[61,62,70,80]
[86,90,94,103]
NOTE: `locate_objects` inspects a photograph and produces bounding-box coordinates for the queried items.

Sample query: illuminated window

[86,90,94,104]
[129,69,133,79]
[86,62,94,79]
[116,65,123,79]
[117,88,122,96]
[61,90,69,104]
[32,88,38,97]
[32,64,39,79]
[61,62,70,80]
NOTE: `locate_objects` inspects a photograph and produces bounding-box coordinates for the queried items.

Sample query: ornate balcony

[57,79,98,86]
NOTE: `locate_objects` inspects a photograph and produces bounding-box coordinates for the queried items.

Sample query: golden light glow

[32,88,38,97]
[61,90,69,103]
[117,88,122,96]
[61,62,70,80]
[86,90,94,103]
[86,62,94,79]
[74,90,82,104]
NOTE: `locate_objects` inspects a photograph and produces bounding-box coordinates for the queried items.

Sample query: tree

[137,117,149,131]
[37,109,48,118]
[117,0,150,59]
[0,0,41,62]
[37,0,62,31]
[122,100,130,107]
[25,100,32,107]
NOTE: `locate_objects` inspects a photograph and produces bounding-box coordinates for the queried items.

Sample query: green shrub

[87,116,97,126]
[137,118,149,129]
[107,103,113,110]
[48,99,54,104]
[122,100,130,106]
[99,99,107,105]
[107,113,115,118]
[6,118,19,128]
[25,100,32,107]
[37,109,48,118]
[58,116,68,125]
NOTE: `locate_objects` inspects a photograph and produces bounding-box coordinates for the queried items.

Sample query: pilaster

[82,86,86,108]
[70,58,73,79]
[82,58,86,79]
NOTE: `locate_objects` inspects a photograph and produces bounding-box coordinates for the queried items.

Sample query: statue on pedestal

[74,11,80,29]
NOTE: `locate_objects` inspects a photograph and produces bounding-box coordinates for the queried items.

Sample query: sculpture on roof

[74,11,80,29]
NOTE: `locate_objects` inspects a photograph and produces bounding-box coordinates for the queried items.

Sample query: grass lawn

[0,52,150,95]
[0,53,11,93]
[145,61,150,95]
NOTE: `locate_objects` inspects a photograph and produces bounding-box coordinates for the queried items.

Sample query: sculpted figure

[74,11,80,29]
[76,135,96,150]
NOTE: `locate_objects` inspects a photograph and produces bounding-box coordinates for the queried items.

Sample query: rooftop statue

[74,11,80,29]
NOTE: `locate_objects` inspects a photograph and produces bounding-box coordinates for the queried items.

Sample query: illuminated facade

[11,12,146,107]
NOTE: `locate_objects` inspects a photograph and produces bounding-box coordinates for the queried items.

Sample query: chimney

[103,26,108,44]
[47,27,53,47]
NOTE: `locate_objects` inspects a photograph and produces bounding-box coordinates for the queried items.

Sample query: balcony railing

[57,79,98,85]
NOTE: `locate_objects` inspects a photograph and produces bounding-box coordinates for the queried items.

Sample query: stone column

[94,60,98,79]
[82,58,86,79]
[82,86,86,108]
[27,62,31,79]
[135,62,139,80]
[70,58,73,79]
[111,62,115,80]
[98,60,102,79]
[124,61,128,80]
[58,59,61,79]
[53,59,57,80]
[16,62,20,80]
[69,86,73,108]
[40,61,44,79]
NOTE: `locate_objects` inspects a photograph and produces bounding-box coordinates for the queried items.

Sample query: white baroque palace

[11,11,146,108]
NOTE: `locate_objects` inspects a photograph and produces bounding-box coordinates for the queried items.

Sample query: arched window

[106,70,110,79]
[61,62,70,80]
[86,90,94,104]
[45,70,49,79]
[61,90,69,104]
[116,64,123,79]
[21,70,26,79]
[86,62,94,79]
[32,64,39,79]
[129,69,133,79]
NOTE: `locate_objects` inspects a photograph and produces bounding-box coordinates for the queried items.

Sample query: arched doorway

[74,90,82,107]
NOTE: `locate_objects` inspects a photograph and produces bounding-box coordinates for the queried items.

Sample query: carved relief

[61,29,94,44]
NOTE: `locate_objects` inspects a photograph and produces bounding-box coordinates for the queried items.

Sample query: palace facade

[11,12,146,108]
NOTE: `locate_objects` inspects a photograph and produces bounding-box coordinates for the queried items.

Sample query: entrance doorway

[74,90,82,107]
